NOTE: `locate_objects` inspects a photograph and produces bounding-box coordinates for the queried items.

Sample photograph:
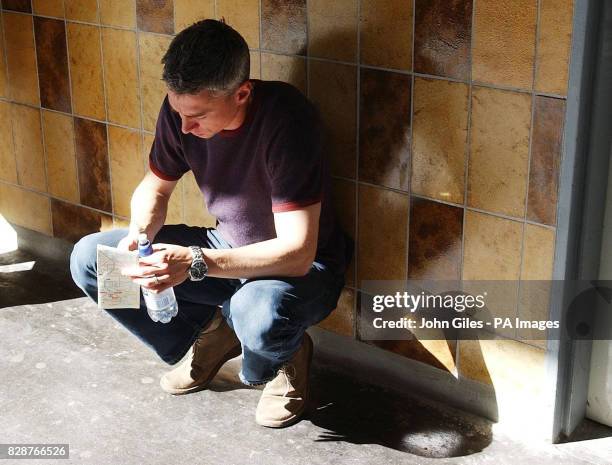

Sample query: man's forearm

[128,181,170,240]
[202,238,314,279]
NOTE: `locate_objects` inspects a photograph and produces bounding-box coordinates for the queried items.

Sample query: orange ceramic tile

[183,171,216,227]
[468,87,531,218]
[472,0,537,89]
[332,178,356,287]
[139,33,172,132]
[411,77,468,204]
[535,0,575,95]
[113,216,130,228]
[0,101,17,183]
[108,126,144,217]
[41,110,79,202]
[0,19,7,98]
[357,184,409,282]
[249,51,261,79]
[64,0,98,22]
[67,23,106,120]
[360,0,412,70]
[369,338,457,374]
[3,12,40,106]
[217,0,260,49]
[318,287,355,337]
[51,199,113,242]
[308,0,358,62]
[136,0,173,34]
[308,60,357,179]
[260,53,306,95]
[174,0,214,32]
[11,104,46,192]
[99,0,136,28]
[101,28,141,128]
[33,0,64,17]
[0,183,51,235]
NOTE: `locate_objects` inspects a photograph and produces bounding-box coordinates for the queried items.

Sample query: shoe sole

[160,344,242,395]
[256,333,313,428]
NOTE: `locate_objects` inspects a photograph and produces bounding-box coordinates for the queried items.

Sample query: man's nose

[181,117,196,134]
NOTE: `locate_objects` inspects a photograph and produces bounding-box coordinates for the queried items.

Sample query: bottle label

[142,288,175,311]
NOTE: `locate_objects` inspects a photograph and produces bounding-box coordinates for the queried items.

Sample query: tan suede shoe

[160,308,241,395]
[255,333,313,428]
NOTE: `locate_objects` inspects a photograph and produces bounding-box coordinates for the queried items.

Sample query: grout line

[97,2,116,219]
[31,12,53,235]
[304,0,309,96]
[258,0,263,79]
[0,9,20,185]
[62,5,82,209]
[353,0,361,340]
[405,0,416,284]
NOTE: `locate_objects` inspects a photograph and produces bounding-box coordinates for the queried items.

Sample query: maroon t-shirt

[149,79,347,274]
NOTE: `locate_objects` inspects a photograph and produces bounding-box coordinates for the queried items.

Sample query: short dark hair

[161,19,250,96]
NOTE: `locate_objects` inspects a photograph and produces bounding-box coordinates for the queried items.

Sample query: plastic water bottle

[137,233,178,323]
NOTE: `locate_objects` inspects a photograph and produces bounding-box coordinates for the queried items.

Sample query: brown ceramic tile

[34,17,71,113]
[408,197,463,280]
[463,210,522,280]
[51,199,113,243]
[136,0,173,34]
[174,0,214,32]
[67,23,106,120]
[183,171,216,227]
[11,104,46,192]
[100,0,136,28]
[468,87,531,218]
[411,77,468,204]
[250,51,261,79]
[472,0,537,89]
[42,110,79,203]
[64,0,98,22]
[318,287,355,337]
[357,184,409,282]
[3,12,40,105]
[217,0,260,49]
[74,117,112,213]
[527,96,564,226]
[261,0,307,55]
[360,0,412,70]
[33,0,64,17]
[463,210,522,337]
[0,183,51,235]
[414,0,472,80]
[308,0,357,62]
[0,19,7,97]
[1,0,31,13]
[458,336,545,394]
[308,60,357,179]
[535,0,575,95]
[102,28,140,128]
[260,53,306,95]
[359,68,411,190]
[517,223,555,343]
[0,101,16,183]
[108,126,143,218]
[332,178,356,286]
[139,32,172,132]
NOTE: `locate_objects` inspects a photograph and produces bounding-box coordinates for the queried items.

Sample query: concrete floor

[1,247,612,465]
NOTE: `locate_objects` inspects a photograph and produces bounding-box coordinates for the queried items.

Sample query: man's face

[167,81,252,139]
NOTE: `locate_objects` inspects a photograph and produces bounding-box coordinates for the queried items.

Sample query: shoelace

[278,363,297,397]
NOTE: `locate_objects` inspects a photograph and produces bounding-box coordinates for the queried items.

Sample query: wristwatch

[188,246,208,281]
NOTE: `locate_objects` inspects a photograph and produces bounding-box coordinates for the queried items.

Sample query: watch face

[190,261,206,280]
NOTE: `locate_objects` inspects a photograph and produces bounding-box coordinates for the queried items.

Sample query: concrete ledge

[13,224,74,263]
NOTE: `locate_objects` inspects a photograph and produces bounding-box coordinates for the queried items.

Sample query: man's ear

[235,81,252,105]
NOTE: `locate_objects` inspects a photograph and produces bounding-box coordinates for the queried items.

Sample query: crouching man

[69,19,350,428]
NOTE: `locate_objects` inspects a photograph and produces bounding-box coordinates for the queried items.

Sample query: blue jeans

[69,225,346,385]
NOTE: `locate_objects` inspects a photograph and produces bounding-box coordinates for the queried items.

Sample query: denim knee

[70,234,98,290]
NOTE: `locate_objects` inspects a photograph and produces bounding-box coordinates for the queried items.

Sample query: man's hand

[117,233,139,252]
[122,243,193,293]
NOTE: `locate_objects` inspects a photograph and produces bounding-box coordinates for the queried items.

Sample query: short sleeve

[148,96,190,181]
[267,106,324,213]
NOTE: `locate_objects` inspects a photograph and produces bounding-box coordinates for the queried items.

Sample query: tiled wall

[0,0,574,407]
